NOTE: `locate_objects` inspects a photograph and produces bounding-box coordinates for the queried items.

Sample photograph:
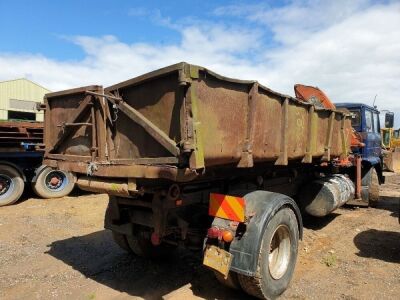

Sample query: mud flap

[203,245,233,278]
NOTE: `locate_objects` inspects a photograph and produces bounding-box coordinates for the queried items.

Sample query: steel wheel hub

[268,224,291,280]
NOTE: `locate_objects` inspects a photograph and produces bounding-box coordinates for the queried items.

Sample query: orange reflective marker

[209,193,245,222]
[222,230,234,243]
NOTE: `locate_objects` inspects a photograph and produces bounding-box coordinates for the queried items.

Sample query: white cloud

[214,0,374,45]
[0,24,262,90]
[0,1,399,124]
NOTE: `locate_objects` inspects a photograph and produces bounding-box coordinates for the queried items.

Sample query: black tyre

[214,271,241,290]
[105,198,132,253]
[111,232,132,253]
[126,234,148,257]
[0,164,24,206]
[238,207,299,299]
[361,167,380,207]
[126,232,175,259]
[368,168,380,207]
[32,166,76,198]
[105,197,175,258]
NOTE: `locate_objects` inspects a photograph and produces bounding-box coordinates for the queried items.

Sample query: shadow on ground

[13,184,36,205]
[378,196,400,219]
[15,187,92,206]
[354,229,400,263]
[302,213,340,230]
[46,230,251,300]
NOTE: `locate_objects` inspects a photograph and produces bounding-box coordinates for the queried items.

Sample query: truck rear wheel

[237,207,299,299]
[111,232,132,253]
[32,166,76,198]
[125,232,175,259]
[0,164,24,206]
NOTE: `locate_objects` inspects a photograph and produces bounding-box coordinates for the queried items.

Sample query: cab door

[363,108,381,160]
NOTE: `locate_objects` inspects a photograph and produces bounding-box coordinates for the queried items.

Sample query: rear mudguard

[362,157,385,184]
[227,190,302,276]
[361,158,385,186]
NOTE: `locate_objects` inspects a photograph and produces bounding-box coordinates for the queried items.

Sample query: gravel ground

[0,174,399,300]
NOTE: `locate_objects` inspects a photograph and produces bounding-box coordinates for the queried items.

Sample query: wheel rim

[44,171,68,192]
[268,224,291,280]
[0,174,14,200]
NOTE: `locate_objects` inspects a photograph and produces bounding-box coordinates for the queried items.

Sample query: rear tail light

[207,227,234,243]
[207,227,220,239]
[151,232,161,246]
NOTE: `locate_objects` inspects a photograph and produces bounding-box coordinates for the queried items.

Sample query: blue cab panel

[335,103,382,166]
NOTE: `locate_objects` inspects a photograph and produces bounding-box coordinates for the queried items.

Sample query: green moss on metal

[190,85,205,169]
[189,65,199,79]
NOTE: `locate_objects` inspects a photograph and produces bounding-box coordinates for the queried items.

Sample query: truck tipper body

[42,63,379,299]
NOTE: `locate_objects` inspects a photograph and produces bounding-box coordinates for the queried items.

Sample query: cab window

[365,111,373,132]
[349,110,361,127]
[373,113,379,133]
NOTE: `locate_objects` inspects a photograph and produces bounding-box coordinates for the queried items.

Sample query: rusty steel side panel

[194,73,248,166]
[44,85,104,159]
[253,90,282,161]
[315,112,330,157]
[286,103,309,160]
[43,62,352,182]
[189,67,351,166]
[105,73,182,160]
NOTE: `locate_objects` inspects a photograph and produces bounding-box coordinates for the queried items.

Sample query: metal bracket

[91,91,180,157]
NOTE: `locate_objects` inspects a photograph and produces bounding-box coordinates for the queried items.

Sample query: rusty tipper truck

[43,63,370,299]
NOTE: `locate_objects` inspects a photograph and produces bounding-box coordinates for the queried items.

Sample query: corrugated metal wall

[0,78,50,121]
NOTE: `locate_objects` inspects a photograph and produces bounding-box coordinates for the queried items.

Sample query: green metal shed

[0,78,50,121]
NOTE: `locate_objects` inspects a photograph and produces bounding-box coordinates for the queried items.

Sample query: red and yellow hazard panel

[209,193,245,222]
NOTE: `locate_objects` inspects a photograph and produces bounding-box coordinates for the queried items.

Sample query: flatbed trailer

[43,63,373,299]
[0,121,75,206]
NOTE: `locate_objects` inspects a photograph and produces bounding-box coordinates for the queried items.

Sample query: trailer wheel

[0,164,24,206]
[214,271,241,290]
[32,167,76,198]
[111,232,132,253]
[238,207,299,299]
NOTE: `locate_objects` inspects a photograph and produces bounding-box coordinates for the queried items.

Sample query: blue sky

[0,1,399,125]
[0,0,277,59]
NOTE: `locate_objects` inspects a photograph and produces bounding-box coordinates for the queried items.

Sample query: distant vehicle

[379,111,400,172]
[0,121,75,206]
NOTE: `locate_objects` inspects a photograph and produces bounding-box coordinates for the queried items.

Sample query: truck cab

[335,103,384,184]
[336,103,381,161]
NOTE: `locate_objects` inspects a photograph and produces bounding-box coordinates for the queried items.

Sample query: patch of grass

[87,293,96,300]
[322,252,337,267]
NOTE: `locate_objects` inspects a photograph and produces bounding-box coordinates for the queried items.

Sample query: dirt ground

[0,174,399,300]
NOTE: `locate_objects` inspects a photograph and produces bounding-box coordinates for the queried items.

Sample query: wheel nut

[50,177,60,186]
